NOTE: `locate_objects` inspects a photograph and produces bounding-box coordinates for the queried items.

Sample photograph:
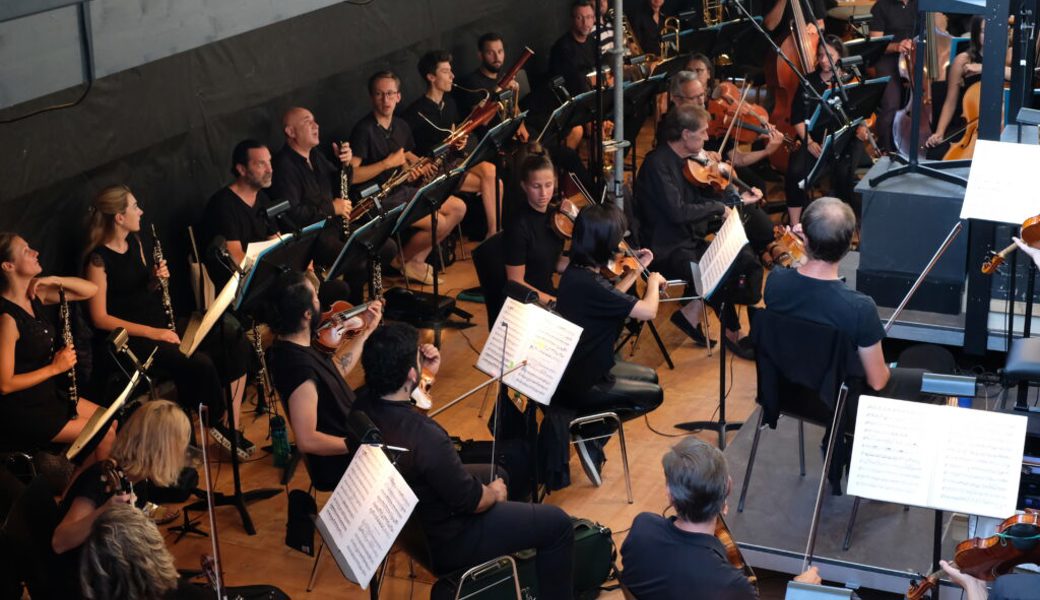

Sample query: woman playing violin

[784,36,869,226]
[504,152,569,305]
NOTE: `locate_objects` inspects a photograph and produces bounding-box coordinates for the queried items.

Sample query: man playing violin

[636,104,763,359]
[621,437,821,599]
[403,50,501,238]
[265,270,382,490]
[348,71,466,285]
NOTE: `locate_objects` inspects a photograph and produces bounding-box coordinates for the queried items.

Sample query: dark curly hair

[266,270,315,335]
[362,322,420,399]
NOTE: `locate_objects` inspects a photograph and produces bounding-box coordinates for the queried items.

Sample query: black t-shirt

[349,113,416,187]
[402,94,464,157]
[764,268,885,347]
[555,266,637,395]
[200,186,277,289]
[351,392,483,544]
[869,0,917,42]
[620,513,757,600]
[270,144,340,230]
[628,6,668,55]
[267,340,355,489]
[789,71,828,138]
[634,144,727,260]
[503,203,565,296]
[548,32,597,95]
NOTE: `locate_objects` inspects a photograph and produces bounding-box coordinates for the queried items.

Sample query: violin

[684,155,758,200]
[981,214,1040,274]
[600,252,643,279]
[716,516,758,590]
[708,82,799,149]
[770,226,808,268]
[907,509,1040,599]
[313,300,376,353]
[410,368,436,410]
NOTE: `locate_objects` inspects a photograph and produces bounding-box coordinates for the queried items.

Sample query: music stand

[622,73,668,174]
[649,55,692,80]
[678,23,721,56]
[460,113,527,173]
[807,76,889,139]
[323,204,404,285]
[203,222,322,535]
[802,118,865,190]
[844,35,893,66]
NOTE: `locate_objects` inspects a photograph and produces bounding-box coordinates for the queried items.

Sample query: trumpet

[702,0,725,27]
[150,224,176,331]
[57,284,79,420]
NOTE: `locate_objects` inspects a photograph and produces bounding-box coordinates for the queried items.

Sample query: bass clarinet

[340,141,353,239]
[57,284,79,420]
[150,224,176,330]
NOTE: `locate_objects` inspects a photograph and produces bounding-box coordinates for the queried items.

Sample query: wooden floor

[164,250,770,599]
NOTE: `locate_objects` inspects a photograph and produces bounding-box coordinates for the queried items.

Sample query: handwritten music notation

[847,396,1027,519]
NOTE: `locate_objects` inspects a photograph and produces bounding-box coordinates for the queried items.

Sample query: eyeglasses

[372,91,400,99]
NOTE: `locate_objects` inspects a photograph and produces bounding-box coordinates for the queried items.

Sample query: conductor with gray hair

[620,438,819,599]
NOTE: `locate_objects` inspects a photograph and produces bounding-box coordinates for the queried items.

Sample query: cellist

[868,0,918,153]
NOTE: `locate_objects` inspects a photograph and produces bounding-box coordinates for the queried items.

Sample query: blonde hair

[82,184,132,265]
[111,399,190,487]
[79,503,179,600]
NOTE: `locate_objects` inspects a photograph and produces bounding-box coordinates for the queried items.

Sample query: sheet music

[66,368,143,460]
[315,444,418,589]
[475,297,583,405]
[179,271,240,357]
[962,140,1040,225]
[698,209,749,300]
[240,236,285,271]
[848,396,1027,519]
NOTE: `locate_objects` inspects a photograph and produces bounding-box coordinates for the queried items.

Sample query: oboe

[340,141,353,240]
[150,224,176,330]
[57,284,79,420]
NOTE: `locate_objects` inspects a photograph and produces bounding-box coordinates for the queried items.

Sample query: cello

[942,81,980,160]
[765,0,820,171]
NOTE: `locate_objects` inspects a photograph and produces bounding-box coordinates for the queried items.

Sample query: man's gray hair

[669,70,700,98]
[662,437,729,523]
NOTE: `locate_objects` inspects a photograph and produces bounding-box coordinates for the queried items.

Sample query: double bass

[765,0,820,171]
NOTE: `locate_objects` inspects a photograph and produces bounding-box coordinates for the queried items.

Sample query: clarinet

[340,142,353,240]
[57,284,79,420]
[150,224,176,331]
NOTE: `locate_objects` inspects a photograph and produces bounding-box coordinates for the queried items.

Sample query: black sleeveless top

[88,235,167,329]
[0,296,69,447]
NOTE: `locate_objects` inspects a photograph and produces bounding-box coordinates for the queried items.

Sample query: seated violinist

[265,270,382,490]
[620,437,820,599]
[635,104,763,359]
[505,152,569,305]
[784,36,869,225]
[548,204,665,487]
[941,561,1040,600]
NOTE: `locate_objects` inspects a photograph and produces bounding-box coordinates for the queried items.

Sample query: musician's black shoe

[210,424,255,461]
[670,310,717,348]
[723,335,755,360]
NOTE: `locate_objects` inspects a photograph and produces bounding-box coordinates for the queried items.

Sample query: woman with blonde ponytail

[82,185,254,457]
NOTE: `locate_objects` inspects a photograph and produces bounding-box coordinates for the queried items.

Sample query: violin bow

[571,173,657,286]
[718,82,753,156]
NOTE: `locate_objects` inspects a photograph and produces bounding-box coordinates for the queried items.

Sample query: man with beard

[201,139,280,290]
[266,270,382,489]
[455,32,531,143]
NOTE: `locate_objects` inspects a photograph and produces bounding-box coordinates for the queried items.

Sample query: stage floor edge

[722,408,964,595]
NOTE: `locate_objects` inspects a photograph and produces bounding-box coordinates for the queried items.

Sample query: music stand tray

[461,113,527,173]
[234,220,323,314]
[803,119,865,190]
[393,169,466,235]
[808,76,889,140]
[324,204,404,283]
[623,73,668,109]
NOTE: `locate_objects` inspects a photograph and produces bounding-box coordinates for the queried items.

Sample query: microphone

[551,76,572,102]
[207,235,244,276]
[266,200,291,221]
[837,55,864,69]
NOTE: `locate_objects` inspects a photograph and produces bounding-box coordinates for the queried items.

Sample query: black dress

[0,297,70,449]
[87,235,247,420]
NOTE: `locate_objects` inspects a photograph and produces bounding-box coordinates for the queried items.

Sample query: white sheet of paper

[475,297,583,405]
[179,271,241,357]
[848,396,1027,519]
[961,140,1040,225]
[316,444,418,589]
[699,209,749,299]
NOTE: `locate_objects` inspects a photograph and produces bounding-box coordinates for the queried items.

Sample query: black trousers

[566,361,663,422]
[431,465,575,600]
[784,144,864,218]
[874,54,904,153]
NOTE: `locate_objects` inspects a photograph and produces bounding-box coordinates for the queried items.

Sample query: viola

[684,155,758,199]
[313,300,375,353]
[770,226,808,268]
[550,178,591,240]
[907,509,1040,600]
[716,516,758,590]
[708,82,799,149]
[981,214,1040,274]
[600,252,643,280]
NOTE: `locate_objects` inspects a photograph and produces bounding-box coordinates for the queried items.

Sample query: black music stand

[324,203,404,286]
[802,118,865,190]
[807,76,889,139]
[844,35,893,66]
[201,223,322,535]
[622,73,668,175]
[535,85,618,150]
[867,0,974,187]
[391,168,469,346]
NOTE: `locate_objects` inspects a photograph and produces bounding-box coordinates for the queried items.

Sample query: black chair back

[472,232,507,330]
[2,476,67,600]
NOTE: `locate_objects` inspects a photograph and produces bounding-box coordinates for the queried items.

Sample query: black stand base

[184,488,282,536]
[868,153,971,188]
[674,302,741,450]
[168,504,208,542]
[674,420,744,450]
